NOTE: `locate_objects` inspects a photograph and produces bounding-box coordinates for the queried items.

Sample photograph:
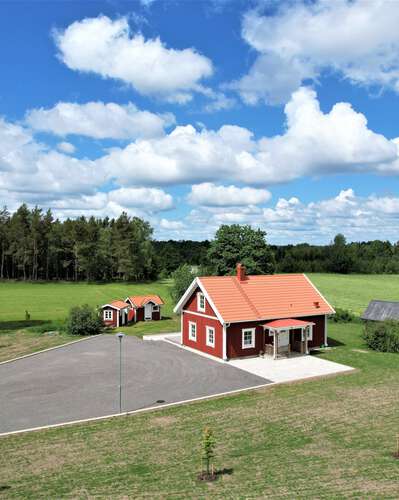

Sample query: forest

[1,204,399,281]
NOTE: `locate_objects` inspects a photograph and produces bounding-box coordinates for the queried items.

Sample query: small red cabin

[173,264,335,360]
[101,294,164,328]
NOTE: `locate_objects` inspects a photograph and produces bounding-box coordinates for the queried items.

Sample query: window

[242,328,255,349]
[189,321,197,341]
[303,326,313,341]
[104,310,113,320]
[206,326,215,347]
[152,305,159,312]
[197,292,206,312]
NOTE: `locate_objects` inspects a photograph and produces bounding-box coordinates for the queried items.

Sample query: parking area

[0,335,268,434]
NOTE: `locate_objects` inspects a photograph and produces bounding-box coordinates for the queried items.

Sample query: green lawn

[309,273,399,315]
[1,321,399,498]
[0,280,179,361]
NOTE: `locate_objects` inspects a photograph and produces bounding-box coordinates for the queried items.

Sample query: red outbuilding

[101,294,164,327]
[174,264,335,360]
[125,295,164,322]
[101,300,131,328]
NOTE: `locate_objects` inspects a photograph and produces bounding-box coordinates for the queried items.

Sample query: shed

[361,300,399,321]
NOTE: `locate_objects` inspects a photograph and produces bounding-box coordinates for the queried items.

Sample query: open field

[1,321,399,498]
[0,273,397,362]
[0,280,178,361]
[308,273,399,315]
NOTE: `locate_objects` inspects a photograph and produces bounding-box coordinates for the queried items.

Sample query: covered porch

[262,319,314,360]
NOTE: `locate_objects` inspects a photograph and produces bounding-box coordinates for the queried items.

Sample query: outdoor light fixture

[116,332,125,413]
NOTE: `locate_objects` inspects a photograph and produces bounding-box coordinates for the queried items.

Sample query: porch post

[305,327,309,355]
[273,330,277,360]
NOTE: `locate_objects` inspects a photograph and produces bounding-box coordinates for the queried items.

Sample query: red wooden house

[173,264,335,360]
[101,294,164,327]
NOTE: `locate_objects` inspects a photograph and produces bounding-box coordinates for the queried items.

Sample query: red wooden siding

[102,307,118,328]
[227,321,264,358]
[226,314,326,358]
[184,287,217,317]
[299,314,325,348]
[128,308,135,322]
[152,310,161,321]
[136,307,144,322]
[182,312,223,358]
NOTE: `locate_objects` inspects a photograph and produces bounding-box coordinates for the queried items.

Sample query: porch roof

[262,318,314,330]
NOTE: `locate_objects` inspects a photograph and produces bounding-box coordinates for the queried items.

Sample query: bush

[66,304,103,336]
[331,307,356,323]
[363,320,399,353]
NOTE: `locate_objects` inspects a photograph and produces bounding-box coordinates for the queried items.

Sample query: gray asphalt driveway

[0,335,268,434]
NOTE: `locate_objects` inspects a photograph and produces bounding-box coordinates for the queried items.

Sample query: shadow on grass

[215,468,234,477]
[328,336,346,347]
[0,320,46,332]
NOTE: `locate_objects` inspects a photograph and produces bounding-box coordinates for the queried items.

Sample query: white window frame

[152,305,159,312]
[206,326,215,348]
[303,325,313,341]
[197,292,206,312]
[188,321,197,341]
[242,328,255,349]
[104,310,113,320]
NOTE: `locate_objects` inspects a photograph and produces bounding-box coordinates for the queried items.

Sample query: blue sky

[1,0,399,243]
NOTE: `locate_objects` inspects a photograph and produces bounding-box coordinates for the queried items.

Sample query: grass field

[1,321,399,498]
[0,273,398,362]
[0,279,178,361]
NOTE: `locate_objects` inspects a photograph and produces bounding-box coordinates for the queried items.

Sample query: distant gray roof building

[361,300,399,321]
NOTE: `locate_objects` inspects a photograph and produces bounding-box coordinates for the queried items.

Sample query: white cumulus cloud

[57,141,76,154]
[98,87,399,186]
[54,15,213,103]
[26,101,174,140]
[188,182,271,206]
[233,0,399,105]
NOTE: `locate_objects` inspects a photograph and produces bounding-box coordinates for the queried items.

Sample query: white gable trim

[125,298,137,309]
[102,303,128,311]
[173,277,225,325]
[303,274,336,314]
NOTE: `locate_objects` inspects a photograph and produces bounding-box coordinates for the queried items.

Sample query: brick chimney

[236,263,246,281]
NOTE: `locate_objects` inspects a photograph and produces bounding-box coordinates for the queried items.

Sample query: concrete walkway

[148,334,354,383]
[229,353,354,383]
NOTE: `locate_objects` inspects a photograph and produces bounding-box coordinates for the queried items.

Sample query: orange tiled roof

[127,295,164,308]
[105,300,130,310]
[198,274,334,323]
[263,318,315,329]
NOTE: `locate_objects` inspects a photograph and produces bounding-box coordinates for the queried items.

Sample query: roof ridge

[230,276,262,319]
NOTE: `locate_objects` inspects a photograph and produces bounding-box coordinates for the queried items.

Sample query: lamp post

[116,332,125,413]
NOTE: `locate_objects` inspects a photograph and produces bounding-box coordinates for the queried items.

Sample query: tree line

[1,205,398,281]
[0,205,156,281]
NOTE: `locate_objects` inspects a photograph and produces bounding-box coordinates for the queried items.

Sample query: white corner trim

[324,315,329,346]
[303,274,336,314]
[222,323,227,360]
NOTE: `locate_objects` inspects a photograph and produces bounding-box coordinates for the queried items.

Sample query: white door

[144,303,152,320]
[278,330,290,347]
